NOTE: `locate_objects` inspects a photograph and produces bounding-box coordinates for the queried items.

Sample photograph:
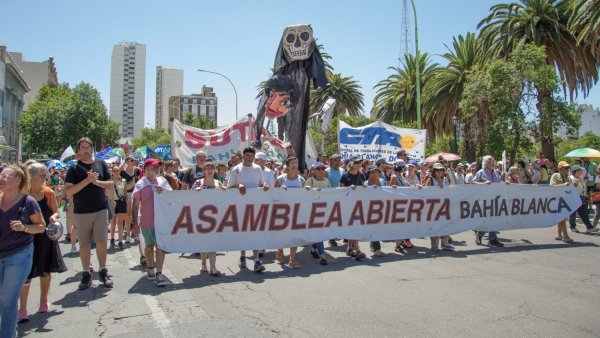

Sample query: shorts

[141,227,157,246]
[74,209,108,249]
[115,197,127,214]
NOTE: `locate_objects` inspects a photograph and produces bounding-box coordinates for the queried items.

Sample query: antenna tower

[400,0,412,64]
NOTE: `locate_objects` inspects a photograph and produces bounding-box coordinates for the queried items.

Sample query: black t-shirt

[65,159,111,214]
[120,167,141,192]
[340,171,366,187]
[182,166,205,189]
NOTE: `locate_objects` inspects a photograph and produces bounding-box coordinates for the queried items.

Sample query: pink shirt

[132,176,171,228]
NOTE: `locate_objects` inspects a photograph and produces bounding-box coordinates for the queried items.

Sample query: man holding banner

[227,147,270,272]
[181,151,208,190]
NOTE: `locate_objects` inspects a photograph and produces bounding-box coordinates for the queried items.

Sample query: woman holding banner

[339,157,367,261]
[304,162,331,265]
[424,163,455,251]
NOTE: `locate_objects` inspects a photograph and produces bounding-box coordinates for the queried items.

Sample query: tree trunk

[462,118,477,162]
[537,88,555,161]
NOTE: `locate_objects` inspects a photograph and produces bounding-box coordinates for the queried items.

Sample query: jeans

[311,242,325,255]
[0,243,33,338]
[569,197,594,229]
[477,231,498,241]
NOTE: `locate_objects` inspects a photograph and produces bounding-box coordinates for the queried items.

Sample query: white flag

[502,150,507,173]
[60,145,75,163]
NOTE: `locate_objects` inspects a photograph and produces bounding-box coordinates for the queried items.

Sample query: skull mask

[282,25,314,61]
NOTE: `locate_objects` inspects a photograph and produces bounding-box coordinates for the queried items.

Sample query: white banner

[154,184,580,253]
[171,116,254,167]
[338,120,427,162]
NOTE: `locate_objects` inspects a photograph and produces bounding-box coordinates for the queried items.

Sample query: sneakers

[488,239,504,247]
[71,244,79,254]
[310,249,319,259]
[441,244,455,251]
[110,239,115,248]
[118,241,124,250]
[147,267,156,280]
[328,239,338,247]
[124,235,130,244]
[155,272,166,287]
[99,268,113,288]
[253,260,266,273]
[563,237,574,244]
[320,258,328,265]
[586,227,599,233]
[354,250,366,260]
[140,256,147,266]
[79,272,92,290]
[570,227,580,233]
[239,256,247,269]
[431,245,441,252]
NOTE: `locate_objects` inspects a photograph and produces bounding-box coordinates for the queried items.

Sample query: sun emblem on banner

[400,134,416,150]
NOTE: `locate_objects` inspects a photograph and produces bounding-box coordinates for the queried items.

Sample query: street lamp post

[410,0,421,129]
[452,116,459,154]
[197,69,238,120]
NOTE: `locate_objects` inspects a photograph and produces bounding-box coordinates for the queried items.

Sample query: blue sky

[2,0,599,128]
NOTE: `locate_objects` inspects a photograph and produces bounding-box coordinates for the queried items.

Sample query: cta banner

[338,120,427,162]
[154,184,580,253]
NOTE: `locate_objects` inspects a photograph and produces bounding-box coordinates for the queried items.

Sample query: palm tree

[372,52,438,126]
[567,0,600,59]
[423,32,484,142]
[477,0,599,159]
[310,73,364,117]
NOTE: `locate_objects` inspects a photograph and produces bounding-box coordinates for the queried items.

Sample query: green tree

[555,132,600,161]
[181,112,216,129]
[310,73,364,118]
[460,44,580,163]
[423,32,484,156]
[20,82,119,158]
[567,0,600,59]
[477,0,599,159]
[131,127,171,151]
[372,53,439,126]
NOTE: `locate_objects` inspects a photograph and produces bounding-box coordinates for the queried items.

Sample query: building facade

[169,86,218,126]
[8,52,58,110]
[110,42,146,142]
[578,104,600,137]
[155,66,183,130]
[0,46,30,163]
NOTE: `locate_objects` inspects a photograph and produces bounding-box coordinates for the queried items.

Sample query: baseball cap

[143,158,163,170]
[432,163,445,170]
[350,156,362,164]
[367,164,380,174]
[407,159,419,167]
[330,153,341,160]
[375,157,387,166]
[558,161,570,168]
[394,160,406,171]
[255,152,268,161]
[571,164,583,172]
[312,162,327,170]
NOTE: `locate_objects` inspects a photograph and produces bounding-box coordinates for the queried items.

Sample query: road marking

[122,247,174,337]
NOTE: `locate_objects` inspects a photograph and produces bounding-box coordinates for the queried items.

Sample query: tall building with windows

[169,86,218,126]
[155,66,183,130]
[110,42,146,142]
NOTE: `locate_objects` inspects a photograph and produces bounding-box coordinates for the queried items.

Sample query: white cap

[255,152,268,161]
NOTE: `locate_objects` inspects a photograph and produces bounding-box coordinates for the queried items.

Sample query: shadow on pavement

[17,310,64,337]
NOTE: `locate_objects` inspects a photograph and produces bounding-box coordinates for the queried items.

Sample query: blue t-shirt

[0,195,41,259]
[326,167,345,188]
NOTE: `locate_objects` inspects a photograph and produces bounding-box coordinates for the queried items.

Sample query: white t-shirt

[465,173,475,184]
[262,167,276,187]
[227,163,264,189]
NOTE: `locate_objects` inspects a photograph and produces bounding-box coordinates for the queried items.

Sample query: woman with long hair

[0,164,45,337]
[18,163,67,322]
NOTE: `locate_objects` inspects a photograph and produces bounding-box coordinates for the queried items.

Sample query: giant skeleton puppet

[254,24,329,170]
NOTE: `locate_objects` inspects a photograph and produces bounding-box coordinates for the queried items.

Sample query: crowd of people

[0,137,598,337]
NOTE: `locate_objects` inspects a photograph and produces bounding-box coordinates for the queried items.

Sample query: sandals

[373,250,385,257]
[555,235,563,241]
[200,266,208,273]
[209,269,221,277]
[288,260,300,269]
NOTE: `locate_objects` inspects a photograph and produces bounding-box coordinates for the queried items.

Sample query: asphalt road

[15,218,600,337]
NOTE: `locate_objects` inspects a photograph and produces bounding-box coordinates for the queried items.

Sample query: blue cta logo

[339,127,401,146]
